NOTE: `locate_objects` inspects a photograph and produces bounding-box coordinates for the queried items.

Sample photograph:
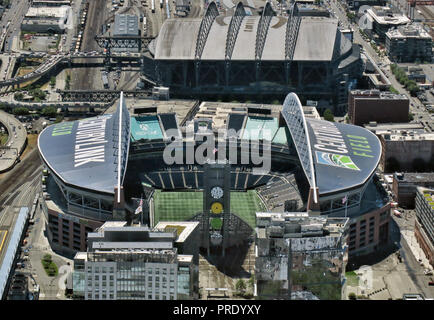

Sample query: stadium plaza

[37,92,390,257]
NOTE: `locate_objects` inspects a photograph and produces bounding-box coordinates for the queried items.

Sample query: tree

[408,112,414,121]
[323,109,334,122]
[50,76,56,87]
[12,107,29,115]
[348,292,357,300]
[389,86,399,94]
[14,92,24,101]
[42,106,57,117]
[235,279,246,295]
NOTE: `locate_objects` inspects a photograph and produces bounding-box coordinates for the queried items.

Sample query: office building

[72,221,198,300]
[386,24,432,63]
[415,187,434,268]
[348,89,409,126]
[365,6,410,41]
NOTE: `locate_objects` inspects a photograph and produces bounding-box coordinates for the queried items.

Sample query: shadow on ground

[200,240,253,278]
[347,218,402,271]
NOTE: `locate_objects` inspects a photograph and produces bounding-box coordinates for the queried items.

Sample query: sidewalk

[401,229,433,271]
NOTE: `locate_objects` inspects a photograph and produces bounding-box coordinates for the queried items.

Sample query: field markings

[0,230,8,254]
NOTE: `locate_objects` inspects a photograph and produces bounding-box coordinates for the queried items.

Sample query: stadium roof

[154,4,352,61]
[38,94,131,195]
[282,93,381,198]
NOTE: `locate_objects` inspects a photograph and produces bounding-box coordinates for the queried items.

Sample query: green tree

[408,112,414,121]
[50,76,56,87]
[12,107,29,115]
[389,86,399,94]
[235,279,246,295]
[14,92,24,101]
[323,109,334,122]
[42,106,57,117]
[348,292,357,300]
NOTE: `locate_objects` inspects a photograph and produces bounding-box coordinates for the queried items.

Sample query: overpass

[0,51,143,88]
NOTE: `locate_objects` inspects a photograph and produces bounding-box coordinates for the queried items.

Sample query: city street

[331,0,434,130]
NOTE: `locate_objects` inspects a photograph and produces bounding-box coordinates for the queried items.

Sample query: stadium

[146,2,363,114]
[37,92,390,257]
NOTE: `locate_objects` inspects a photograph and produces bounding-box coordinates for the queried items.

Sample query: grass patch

[153,190,266,228]
[345,271,359,286]
[0,133,8,145]
[41,254,58,277]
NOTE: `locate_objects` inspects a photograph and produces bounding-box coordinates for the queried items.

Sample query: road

[330,0,434,131]
[390,212,434,298]
[0,0,30,52]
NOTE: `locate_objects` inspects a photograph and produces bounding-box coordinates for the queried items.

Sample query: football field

[152,190,266,228]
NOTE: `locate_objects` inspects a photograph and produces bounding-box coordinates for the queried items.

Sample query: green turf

[345,271,359,287]
[153,190,266,228]
[0,133,8,146]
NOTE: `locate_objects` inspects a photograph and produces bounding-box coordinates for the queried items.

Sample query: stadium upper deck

[37,92,388,256]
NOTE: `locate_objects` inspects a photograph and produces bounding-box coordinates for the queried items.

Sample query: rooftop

[364,122,425,133]
[350,89,408,100]
[256,212,349,239]
[25,6,70,19]
[386,23,432,40]
[381,130,434,141]
[367,7,410,25]
[113,14,139,36]
[154,15,352,61]
[154,221,199,243]
[394,172,434,183]
[417,186,434,211]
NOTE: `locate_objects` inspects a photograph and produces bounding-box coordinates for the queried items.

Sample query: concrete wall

[382,138,434,172]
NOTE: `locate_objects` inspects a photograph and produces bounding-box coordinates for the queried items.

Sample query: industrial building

[37,92,390,258]
[348,89,409,126]
[254,212,349,300]
[346,0,386,10]
[149,2,363,114]
[364,6,410,41]
[112,14,139,53]
[392,173,434,208]
[379,130,434,172]
[72,221,198,300]
[21,5,71,33]
[415,187,434,268]
[386,24,432,63]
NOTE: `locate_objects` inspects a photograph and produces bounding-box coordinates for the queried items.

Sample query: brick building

[348,90,409,126]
